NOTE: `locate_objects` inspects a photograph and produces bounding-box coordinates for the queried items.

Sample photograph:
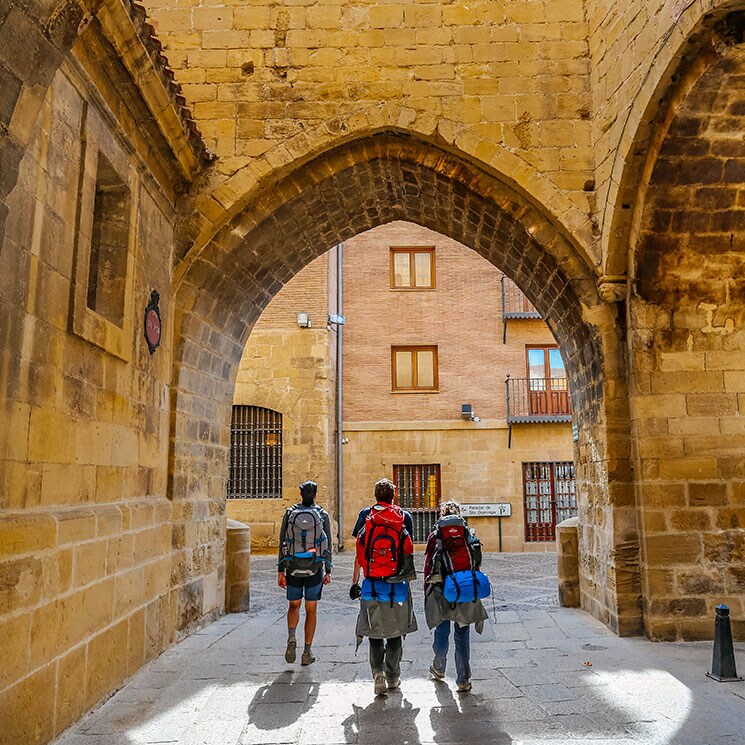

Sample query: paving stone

[519,683,578,703]
[177,720,244,745]
[52,553,745,745]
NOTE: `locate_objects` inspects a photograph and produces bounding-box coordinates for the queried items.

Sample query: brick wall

[227,222,574,550]
[342,221,560,422]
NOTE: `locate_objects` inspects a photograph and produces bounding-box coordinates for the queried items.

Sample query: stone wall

[0,61,179,741]
[3,7,745,743]
[227,252,338,551]
[586,0,743,275]
[148,0,596,266]
[630,42,745,640]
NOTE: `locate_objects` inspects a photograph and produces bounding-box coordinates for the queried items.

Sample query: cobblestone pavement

[55,552,745,745]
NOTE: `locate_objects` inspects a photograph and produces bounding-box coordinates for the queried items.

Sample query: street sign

[460,503,512,517]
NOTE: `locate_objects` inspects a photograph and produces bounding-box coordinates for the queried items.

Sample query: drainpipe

[335,242,344,549]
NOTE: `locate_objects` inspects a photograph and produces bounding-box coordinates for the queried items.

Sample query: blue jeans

[432,621,471,684]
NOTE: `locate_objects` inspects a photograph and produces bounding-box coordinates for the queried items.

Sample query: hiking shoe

[374,674,387,696]
[301,651,316,666]
[386,678,400,690]
[457,680,472,693]
[429,665,445,681]
[284,638,297,663]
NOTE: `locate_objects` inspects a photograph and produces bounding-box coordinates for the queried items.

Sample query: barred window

[522,461,577,542]
[227,406,282,499]
[393,464,441,543]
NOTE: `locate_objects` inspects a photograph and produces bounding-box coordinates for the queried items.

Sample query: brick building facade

[229,222,575,552]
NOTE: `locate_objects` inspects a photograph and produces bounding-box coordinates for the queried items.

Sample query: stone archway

[169,131,642,636]
[600,5,745,279]
[630,31,745,640]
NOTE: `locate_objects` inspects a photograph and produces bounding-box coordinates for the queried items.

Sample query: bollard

[706,605,743,682]
[226,520,251,613]
[556,517,580,608]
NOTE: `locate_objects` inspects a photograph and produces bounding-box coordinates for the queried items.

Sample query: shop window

[392,346,438,391]
[393,464,441,543]
[390,247,435,289]
[227,406,283,499]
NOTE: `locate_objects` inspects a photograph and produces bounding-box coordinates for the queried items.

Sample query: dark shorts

[287,571,324,601]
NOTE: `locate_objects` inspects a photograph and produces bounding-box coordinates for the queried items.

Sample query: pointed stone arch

[169,131,642,635]
[629,27,745,640]
[179,121,597,272]
[600,3,744,278]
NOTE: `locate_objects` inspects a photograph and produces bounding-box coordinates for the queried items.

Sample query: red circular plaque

[145,308,161,348]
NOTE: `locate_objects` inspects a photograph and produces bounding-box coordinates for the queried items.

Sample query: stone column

[226,520,251,612]
[557,517,580,608]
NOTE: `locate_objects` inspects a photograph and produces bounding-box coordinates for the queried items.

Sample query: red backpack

[356,503,414,579]
[437,515,475,574]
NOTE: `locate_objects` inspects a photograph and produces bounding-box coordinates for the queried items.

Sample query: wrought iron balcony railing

[501,276,540,343]
[505,376,572,446]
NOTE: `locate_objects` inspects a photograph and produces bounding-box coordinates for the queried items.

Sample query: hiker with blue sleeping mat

[277,480,332,666]
[350,477,418,696]
[424,499,489,693]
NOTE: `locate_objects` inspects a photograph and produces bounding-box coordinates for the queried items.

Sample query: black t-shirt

[352,504,414,538]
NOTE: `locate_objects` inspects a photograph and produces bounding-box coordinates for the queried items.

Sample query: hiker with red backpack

[350,478,418,696]
[424,500,490,693]
[277,480,332,666]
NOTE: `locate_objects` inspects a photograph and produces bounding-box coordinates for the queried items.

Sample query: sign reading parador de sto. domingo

[460,503,512,517]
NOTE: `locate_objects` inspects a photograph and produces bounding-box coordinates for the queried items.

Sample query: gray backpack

[281,505,329,577]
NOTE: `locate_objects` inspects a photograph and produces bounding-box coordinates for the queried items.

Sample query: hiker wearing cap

[350,477,418,696]
[424,499,489,693]
[277,480,332,666]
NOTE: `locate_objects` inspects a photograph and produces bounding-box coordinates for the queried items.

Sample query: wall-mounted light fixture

[461,403,481,422]
[297,311,312,328]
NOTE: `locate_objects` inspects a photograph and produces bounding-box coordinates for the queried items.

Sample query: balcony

[505,376,572,446]
[501,276,540,343]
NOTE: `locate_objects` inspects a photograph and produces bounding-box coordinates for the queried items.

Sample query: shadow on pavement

[246,670,320,731]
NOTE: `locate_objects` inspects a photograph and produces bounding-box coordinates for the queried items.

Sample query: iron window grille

[522,461,577,542]
[227,405,283,499]
[393,464,441,543]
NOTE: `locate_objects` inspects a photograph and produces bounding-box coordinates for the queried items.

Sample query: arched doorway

[168,131,641,636]
[628,26,745,640]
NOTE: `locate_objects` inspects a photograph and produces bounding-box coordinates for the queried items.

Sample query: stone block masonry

[0,1,744,743]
